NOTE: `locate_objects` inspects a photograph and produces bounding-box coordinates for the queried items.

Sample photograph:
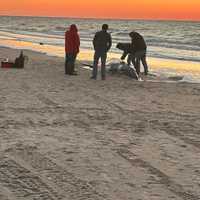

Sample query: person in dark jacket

[65,24,80,75]
[91,24,112,80]
[116,43,135,66]
[129,31,148,75]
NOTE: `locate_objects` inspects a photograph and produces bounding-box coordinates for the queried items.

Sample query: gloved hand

[120,60,126,64]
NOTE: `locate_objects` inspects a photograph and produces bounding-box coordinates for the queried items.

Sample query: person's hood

[69,24,78,33]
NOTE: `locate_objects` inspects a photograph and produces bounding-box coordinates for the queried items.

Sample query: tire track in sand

[117,147,200,200]
[21,82,59,107]
[0,156,63,200]
[7,144,106,200]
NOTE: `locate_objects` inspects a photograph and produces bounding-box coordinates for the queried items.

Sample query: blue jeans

[92,51,107,79]
[65,53,77,74]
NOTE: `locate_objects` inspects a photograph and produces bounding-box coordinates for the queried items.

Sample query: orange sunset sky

[0,0,200,21]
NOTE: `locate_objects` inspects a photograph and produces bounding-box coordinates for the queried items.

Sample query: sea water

[0,16,199,82]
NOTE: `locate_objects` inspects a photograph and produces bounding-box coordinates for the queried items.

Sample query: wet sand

[0,47,200,200]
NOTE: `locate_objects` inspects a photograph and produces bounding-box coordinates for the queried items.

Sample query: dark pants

[65,53,77,74]
[127,54,136,66]
[92,51,107,80]
[134,50,148,75]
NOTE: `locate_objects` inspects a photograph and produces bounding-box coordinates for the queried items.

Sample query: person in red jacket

[65,24,80,75]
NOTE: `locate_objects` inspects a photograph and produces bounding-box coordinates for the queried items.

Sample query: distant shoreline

[0,15,199,23]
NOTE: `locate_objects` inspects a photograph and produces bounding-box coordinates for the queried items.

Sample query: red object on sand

[1,62,14,68]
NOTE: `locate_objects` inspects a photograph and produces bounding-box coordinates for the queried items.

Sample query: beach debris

[39,42,44,45]
[1,61,14,68]
[168,76,184,81]
[1,51,28,69]
[81,62,93,68]
[14,51,26,68]
[0,57,8,61]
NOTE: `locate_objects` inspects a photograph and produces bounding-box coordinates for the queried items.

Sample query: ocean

[0,16,200,82]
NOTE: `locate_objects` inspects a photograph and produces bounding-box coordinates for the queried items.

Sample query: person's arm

[93,33,97,50]
[65,31,68,52]
[77,34,80,47]
[107,34,112,51]
[121,51,128,60]
[75,34,80,53]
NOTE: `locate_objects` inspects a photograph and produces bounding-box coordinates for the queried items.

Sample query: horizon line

[0,14,200,23]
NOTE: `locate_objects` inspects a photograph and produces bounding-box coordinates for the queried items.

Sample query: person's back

[91,24,112,80]
[130,32,147,51]
[116,43,132,54]
[93,30,112,53]
[65,25,80,55]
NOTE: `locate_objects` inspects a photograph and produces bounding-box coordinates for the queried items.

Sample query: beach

[0,46,200,199]
[1,16,200,83]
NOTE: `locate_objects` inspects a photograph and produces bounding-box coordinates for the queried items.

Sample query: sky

[0,0,200,21]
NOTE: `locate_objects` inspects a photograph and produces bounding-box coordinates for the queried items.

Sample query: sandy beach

[0,46,200,200]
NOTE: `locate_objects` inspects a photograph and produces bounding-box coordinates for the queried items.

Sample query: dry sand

[0,47,200,200]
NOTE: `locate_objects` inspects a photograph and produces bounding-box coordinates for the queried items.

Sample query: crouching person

[116,43,135,66]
